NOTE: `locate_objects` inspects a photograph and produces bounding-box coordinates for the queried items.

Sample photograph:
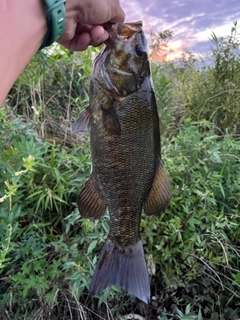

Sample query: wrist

[40,0,66,49]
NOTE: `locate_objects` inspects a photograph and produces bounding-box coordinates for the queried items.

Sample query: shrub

[1,24,240,319]
[143,120,240,318]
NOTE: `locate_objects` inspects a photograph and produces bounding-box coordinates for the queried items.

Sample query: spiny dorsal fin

[72,106,91,133]
[78,175,107,220]
[144,161,171,215]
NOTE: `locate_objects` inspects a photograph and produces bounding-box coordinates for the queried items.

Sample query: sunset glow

[121,0,240,58]
[150,40,185,61]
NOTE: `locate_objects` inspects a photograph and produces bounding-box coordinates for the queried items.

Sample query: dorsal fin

[72,107,91,133]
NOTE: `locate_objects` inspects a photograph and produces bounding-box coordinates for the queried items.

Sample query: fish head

[93,22,150,96]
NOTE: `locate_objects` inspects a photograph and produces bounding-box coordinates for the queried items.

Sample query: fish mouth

[104,21,143,43]
[104,21,143,35]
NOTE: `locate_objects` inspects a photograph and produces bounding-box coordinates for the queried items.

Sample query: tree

[149,29,174,61]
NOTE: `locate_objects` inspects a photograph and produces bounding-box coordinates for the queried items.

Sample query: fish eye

[135,45,144,56]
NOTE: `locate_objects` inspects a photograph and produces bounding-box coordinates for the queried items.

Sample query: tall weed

[1,23,240,319]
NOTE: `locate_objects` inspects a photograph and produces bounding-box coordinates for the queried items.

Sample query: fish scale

[72,21,171,303]
[92,95,156,211]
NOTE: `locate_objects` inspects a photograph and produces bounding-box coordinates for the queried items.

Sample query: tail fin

[89,239,150,303]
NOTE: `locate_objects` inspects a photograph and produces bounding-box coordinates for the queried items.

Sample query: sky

[120,0,240,59]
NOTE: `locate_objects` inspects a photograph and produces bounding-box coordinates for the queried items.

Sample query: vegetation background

[0,22,240,320]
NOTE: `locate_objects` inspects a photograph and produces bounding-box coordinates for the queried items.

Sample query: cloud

[121,0,240,56]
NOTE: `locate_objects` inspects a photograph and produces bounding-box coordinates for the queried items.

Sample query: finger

[58,32,91,51]
[75,23,93,35]
[90,26,109,47]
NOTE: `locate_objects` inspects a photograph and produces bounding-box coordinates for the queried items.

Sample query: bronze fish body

[73,22,171,303]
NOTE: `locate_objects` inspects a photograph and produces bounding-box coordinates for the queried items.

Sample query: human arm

[0,0,125,105]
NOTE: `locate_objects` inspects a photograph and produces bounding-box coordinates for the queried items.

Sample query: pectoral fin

[144,161,171,215]
[101,96,121,135]
[78,175,107,220]
[72,107,91,133]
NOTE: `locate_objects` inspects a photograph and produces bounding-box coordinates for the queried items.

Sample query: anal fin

[78,175,107,220]
[144,161,171,215]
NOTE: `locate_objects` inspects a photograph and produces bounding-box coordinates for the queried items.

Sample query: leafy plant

[1,23,240,320]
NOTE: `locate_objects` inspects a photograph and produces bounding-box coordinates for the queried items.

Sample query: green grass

[0,22,240,319]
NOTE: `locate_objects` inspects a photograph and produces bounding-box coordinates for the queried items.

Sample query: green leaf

[87,239,98,255]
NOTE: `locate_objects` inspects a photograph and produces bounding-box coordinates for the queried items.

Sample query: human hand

[57,0,125,51]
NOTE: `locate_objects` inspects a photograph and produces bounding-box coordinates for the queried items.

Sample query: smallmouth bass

[73,21,171,303]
